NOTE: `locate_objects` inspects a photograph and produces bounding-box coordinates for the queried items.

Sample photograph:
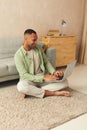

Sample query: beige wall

[0,0,85,57]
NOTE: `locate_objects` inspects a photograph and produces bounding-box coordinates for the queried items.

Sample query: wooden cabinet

[40,36,77,67]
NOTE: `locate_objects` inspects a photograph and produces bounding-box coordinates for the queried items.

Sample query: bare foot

[54,91,70,97]
[44,90,70,97]
[23,94,27,98]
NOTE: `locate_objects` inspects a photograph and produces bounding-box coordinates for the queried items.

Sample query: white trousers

[17,79,68,98]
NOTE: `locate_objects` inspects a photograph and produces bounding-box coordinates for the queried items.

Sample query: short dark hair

[24,29,36,35]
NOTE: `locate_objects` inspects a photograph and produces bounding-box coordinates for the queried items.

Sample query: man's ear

[24,34,28,41]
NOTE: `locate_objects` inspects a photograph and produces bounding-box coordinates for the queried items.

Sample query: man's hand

[43,75,58,81]
[53,70,64,77]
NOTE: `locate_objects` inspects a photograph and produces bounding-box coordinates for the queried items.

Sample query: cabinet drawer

[40,36,77,67]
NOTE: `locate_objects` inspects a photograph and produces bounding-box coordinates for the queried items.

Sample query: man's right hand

[43,75,58,81]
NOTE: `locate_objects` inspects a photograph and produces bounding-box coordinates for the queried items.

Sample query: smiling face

[24,33,38,50]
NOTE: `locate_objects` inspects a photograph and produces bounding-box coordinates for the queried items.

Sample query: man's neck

[23,44,31,51]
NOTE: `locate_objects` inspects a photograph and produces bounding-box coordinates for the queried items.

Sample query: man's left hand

[53,70,64,77]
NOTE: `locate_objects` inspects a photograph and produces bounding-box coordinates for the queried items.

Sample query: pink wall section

[0,0,85,58]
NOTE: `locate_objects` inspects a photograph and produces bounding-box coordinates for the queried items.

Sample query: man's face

[25,33,38,49]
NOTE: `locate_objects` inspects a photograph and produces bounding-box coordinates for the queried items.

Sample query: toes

[65,92,70,97]
[63,91,70,97]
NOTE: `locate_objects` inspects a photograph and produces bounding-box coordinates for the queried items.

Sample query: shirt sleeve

[14,53,44,83]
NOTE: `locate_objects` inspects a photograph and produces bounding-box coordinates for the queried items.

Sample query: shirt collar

[21,46,27,56]
[21,45,38,56]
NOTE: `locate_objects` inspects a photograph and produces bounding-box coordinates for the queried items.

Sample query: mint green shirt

[14,45,55,83]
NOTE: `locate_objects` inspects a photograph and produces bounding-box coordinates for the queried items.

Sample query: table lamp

[61,20,67,36]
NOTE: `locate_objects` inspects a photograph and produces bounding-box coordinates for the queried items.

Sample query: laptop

[46,60,77,83]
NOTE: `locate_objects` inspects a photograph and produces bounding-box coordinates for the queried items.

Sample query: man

[15,29,70,98]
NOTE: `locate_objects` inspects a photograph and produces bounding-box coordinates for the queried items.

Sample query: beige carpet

[0,86,87,130]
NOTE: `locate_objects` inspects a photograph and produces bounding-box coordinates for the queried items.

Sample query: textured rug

[0,86,87,130]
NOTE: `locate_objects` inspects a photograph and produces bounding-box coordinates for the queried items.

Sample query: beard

[28,44,36,49]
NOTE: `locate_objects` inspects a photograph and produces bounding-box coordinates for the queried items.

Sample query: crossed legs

[17,80,70,98]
